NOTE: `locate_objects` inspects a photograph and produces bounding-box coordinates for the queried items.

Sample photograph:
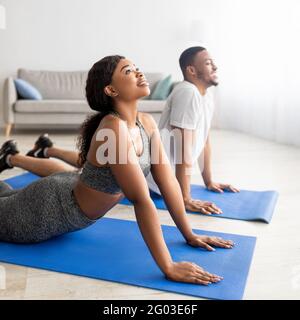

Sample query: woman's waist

[73,180,124,220]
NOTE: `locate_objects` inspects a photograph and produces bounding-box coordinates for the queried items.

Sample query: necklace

[109,110,143,157]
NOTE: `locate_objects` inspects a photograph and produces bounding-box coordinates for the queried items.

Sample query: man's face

[192,50,218,86]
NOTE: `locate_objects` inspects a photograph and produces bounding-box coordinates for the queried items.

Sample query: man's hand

[184,198,223,215]
[206,182,240,193]
[186,234,235,251]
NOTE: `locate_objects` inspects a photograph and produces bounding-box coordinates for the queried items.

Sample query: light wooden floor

[0,128,299,300]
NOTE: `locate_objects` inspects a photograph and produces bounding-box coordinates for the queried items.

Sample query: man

[147,46,239,214]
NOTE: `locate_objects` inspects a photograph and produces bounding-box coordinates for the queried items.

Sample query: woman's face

[106,58,150,101]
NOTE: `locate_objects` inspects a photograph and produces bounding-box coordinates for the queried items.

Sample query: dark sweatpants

[0,172,95,243]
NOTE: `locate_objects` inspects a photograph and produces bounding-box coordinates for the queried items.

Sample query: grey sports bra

[79,112,151,194]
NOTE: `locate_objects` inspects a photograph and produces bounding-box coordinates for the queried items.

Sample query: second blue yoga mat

[121,186,278,223]
[4,172,278,223]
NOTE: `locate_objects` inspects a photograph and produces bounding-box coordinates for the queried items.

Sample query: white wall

[210,0,300,147]
[0,0,299,146]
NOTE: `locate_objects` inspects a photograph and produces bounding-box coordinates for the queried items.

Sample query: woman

[0,55,234,285]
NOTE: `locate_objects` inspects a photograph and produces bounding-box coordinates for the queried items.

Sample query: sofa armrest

[3,77,17,124]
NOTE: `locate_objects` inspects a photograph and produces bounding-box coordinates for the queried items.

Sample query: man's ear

[186,65,196,76]
[104,85,118,97]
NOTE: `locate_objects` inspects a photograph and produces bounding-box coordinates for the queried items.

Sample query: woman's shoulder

[138,112,157,137]
[98,113,126,131]
[96,111,157,137]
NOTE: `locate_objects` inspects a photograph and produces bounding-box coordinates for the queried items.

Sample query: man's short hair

[179,46,206,77]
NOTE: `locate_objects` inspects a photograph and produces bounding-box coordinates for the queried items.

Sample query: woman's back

[73,112,152,220]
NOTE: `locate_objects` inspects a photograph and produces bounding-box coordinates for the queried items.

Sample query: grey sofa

[3,69,170,137]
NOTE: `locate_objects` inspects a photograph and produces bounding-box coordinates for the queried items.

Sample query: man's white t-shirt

[147,80,215,194]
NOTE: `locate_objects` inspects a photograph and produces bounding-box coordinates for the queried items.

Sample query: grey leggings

[0,172,96,243]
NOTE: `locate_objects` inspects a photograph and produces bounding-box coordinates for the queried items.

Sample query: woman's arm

[102,116,223,284]
[102,117,171,274]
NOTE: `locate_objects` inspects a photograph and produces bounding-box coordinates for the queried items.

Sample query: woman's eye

[125,67,140,74]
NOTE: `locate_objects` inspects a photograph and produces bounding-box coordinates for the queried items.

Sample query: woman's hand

[206,182,240,193]
[165,261,223,285]
[186,234,235,251]
[184,198,222,215]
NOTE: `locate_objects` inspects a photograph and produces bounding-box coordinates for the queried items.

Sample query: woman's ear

[104,85,118,97]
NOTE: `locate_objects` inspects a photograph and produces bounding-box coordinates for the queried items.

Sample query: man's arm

[201,135,213,187]
[171,127,222,214]
[200,135,240,193]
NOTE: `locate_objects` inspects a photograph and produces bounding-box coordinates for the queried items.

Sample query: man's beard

[196,71,219,87]
[210,80,219,86]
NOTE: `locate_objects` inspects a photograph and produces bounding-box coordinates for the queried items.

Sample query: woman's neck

[113,100,138,128]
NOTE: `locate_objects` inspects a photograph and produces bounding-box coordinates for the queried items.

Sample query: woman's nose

[136,71,144,78]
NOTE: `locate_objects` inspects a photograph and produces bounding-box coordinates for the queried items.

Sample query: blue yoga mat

[4,172,40,189]
[4,172,278,223]
[0,217,256,300]
[121,186,278,223]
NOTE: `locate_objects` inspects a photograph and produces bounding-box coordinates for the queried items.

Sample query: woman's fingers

[208,237,234,248]
[189,236,235,250]
[192,277,211,285]
[211,203,223,213]
[215,237,234,246]
[211,186,224,193]
[171,262,223,285]
[193,266,223,283]
[193,273,212,282]
[205,205,222,214]
[195,270,222,283]
[198,240,215,251]
[200,207,213,215]
[210,239,231,248]
[197,267,223,281]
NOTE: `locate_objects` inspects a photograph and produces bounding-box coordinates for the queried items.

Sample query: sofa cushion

[16,70,166,101]
[14,79,42,100]
[150,75,173,100]
[18,69,87,100]
[14,100,90,113]
[14,99,166,114]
